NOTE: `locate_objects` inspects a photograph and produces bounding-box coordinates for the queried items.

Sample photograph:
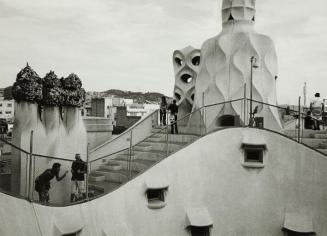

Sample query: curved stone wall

[2,128,327,235]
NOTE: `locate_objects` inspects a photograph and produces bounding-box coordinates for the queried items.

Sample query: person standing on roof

[71,153,87,202]
[160,96,167,126]
[168,100,179,134]
[310,93,324,130]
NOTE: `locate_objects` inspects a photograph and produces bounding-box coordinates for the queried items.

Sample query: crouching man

[35,163,68,204]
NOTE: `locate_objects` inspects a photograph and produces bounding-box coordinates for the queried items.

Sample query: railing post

[128,130,133,180]
[200,107,203,136]
[166,123,169,157]
[202,92,207,135]
[28,130,34,200]
[298,96,301,143]
[86,143,90,202]
[201,92,205,136]
[243,84,247,127]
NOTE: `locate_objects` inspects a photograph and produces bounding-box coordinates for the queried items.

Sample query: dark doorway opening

[218,115,236,127]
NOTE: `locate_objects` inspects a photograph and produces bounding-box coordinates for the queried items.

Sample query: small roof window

[186,207,213,228]
[283,213,315,234]
[54,213,85,236]
[145,178,169,209]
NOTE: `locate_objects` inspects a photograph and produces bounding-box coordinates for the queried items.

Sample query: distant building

[83,99,92,116]
[0,100,14,121]
[116,106,140,129]
[90,97,159,135]
[127,103,159,117]
[0,88,4,99]
[90,97,133,118]
[90,97,133,119]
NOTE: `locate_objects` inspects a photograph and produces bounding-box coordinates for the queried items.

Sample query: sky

[0,0,326,105]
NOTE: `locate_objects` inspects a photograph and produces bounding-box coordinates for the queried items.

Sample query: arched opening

[175,57,183,66]
[181,74,193,84]
[217,115,236,127]
[192,56,200,66]
[174,93,181,101]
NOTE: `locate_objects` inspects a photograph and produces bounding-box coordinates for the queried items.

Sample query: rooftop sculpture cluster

[171,0,282,131]
[12,63,86,107]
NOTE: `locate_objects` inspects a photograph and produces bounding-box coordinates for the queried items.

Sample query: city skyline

[0,0,326,105]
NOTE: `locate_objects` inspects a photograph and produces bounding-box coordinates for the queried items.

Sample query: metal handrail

[90,148,130,164]
[246,98,299,113]
[32,153,75,163]
[0,137,30,154]
[248,98,327,126]
[90,109,159,153]
[204,98,244,109]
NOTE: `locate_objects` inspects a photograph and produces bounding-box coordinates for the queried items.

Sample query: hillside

[100,89,166,103]
[0,86,166,104]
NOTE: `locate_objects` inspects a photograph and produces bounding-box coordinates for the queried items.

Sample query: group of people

[304,93,325,130]
[34,153,87,204]
[160,96,179,134]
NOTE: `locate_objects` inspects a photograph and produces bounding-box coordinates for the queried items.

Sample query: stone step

[147,133,200,143]
[117,150,165,162]
[301,138,327,149]
[168,134,200,143]
[313,134,327,139]
[317,149,327,155]
[88,180,122,194]
[101,162,123,171]
[121,140,185,155]
[95,169,139,183]
[140,141,185,152]
[114,158,158,172]
[284,129,327,138]
[89,173,106,182]
[146,136,163,142]
[87,185,105,197]
[136,149,168,158]
[133,144,152,152]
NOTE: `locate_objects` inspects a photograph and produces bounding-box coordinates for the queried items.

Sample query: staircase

[88,125,200,196]
[284,129,327,155]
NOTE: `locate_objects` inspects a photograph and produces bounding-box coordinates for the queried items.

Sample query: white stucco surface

[2,128,327,235]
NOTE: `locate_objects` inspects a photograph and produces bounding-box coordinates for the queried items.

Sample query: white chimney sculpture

[194,0,282,131]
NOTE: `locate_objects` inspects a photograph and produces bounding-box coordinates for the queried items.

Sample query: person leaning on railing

[34,163,68,204]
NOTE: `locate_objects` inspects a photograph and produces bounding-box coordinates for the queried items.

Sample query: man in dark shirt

[304,111,314,130]
[71,153,87,202]
[34,163,68,204]
[168,100,179,134]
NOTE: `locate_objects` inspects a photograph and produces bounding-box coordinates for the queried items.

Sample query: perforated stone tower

[194,0,282,131]
[173,46,200,118]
